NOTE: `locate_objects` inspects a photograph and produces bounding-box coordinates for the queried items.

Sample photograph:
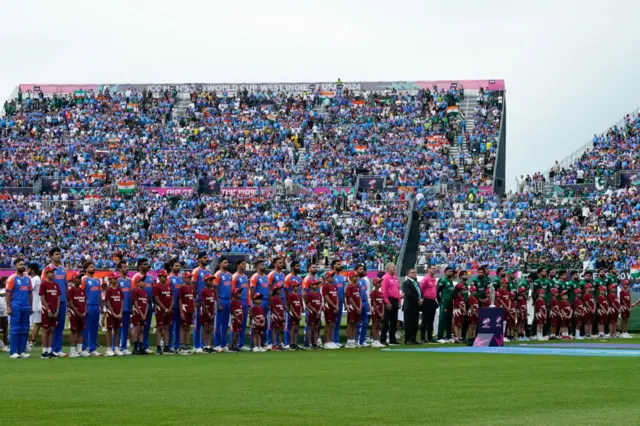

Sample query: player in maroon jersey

[506,291,517,342]
[607,284,620,339]
[178,272,196,355]
[619,280,634,338]
[559,291,572,340]
[345,273,362,348]
[482,288,492,308]
[596,285,609,338]
[67,272,87,357]
[583,283,595,338]
[516,287,528,341]
[230,288,244,352]
[270,283,285,350]
[132,275,149,355]
[251,293,266,352]
[321,271,339,349]
[466,286,479,342]
[305,279,323,350]
[534,289,547,340]
[452,283,467,343]
[105,272,124,356]
[200,274,215,353]
[39,265,60,358]
[549,288,560,339]
[369,274,385,348]
[573,288,585,340]
[153,270,174,355]
[287,280,303,350]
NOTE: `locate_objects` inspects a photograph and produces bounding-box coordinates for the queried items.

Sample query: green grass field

[3,338,640,425]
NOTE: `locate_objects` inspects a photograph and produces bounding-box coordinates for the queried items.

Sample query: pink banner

[143,187,194,196]
[19,84,100,94]
[313,186,355,195]
[220,187,261,196]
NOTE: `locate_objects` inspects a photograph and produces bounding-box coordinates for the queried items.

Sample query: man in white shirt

[28,263,42,350]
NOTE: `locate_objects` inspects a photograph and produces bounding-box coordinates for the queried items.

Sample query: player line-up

[437,266,640,343]
[3,249,385,359]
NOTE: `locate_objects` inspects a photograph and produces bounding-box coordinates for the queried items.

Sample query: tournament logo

[481,317,491,329]
[495,316,502,328]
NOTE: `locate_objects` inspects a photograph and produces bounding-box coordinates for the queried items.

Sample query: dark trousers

[381,298,399,344]
[403,303,419,343]
[420,299,438,341]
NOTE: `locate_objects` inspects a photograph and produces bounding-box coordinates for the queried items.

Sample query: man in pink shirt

[380,263,400,346]
[419,266,439,343]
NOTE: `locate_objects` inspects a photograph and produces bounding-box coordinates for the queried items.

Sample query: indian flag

[354,145,366,153]
[446,105,460,115]
[117,181,136,194]
[126,103,139,113]
[267,114,277,122]
[74,90,86,98]
[631,262,640,279]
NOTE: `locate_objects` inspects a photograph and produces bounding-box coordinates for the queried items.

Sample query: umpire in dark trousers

[402,269,422,344]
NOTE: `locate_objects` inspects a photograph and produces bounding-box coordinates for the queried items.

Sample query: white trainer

[90,350,101,357]
[259,347,267,352]
[239,346,250,352]
[212,346,221,353]
[195,348,204,354]
[80,350,90,357]
[345,342,357,349]
[122,349,132,355]
[1,346,9,352]
[20,353,30,358]
[437,339,447,344]
[265,344,273,351]
[283,345,290,350]
[252,347,260,353]
[68,352,80,358]
[144,348,152,354]
[55,352,67,358]
[10,353,20,359]
[114,349,124,356]
[105,349,115,357]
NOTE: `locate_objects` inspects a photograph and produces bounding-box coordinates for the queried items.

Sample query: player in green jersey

[436,267,456,343]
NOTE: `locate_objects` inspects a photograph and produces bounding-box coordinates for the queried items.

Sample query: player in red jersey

[482,288,491,308]
[559,291,572,340]
[251,293,266,352]
[549,288,560,340]
[583,283,595,338]
[305,279,323,350]
[39,265,60,358]
[200,274,215,353]
[452,283,467,343]
[516,287,528,341]
[287,280,303,350]
[270,284,285,350]
[534,289,547,340]
[505,290,516,342]
[178,272,196,355]
[369,274,385,348]
[596,285,609,338]
[607,284,620,339]
[230,288,244,352]
[345,273,362,348]
[573,288,585,340]
[153,270,174,355]
[466,286,479,342]
[131,275,149,355]
[322,271,339,349]
[105,272,124,356]
[619,280,634,338]
[67,272,87,357]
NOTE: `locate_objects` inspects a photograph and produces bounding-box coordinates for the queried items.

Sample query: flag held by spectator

[354,145,366,153]
[631,262,640,279]
[126,103,139,113]
[446,105,459,115]
[117,181,136,194]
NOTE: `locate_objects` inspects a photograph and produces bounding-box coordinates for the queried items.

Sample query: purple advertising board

[143,187,195,196]
[473,307,505,347]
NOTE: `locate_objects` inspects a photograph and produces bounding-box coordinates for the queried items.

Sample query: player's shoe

[47,351,58,358]
[114,349,123,356]
[164,347,176,355]
[26,342,33,352]
[239,346,250,352]
[69,351,80,358]
[223,345,230,352]
[155,348,163,355]
[143,348,152,355]
[365,337,373,344]
[41,352,50,359]
[265,344,273,351]
[345,342,357,349]
[105,349,115,357]
[436,339,447,344]
[80,350,90,357]
[19,353,31,358]
[323,343,336,350]
[55,351,67,358]
[360,342,371,347]
[194,347,204,354]
[10,353,20,359]
[252,347,261,353]
[90,350,102,357]
[283,345,290,350]
[1,346,9,352]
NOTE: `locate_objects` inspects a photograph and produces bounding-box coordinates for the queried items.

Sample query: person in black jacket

[402,269,423,344]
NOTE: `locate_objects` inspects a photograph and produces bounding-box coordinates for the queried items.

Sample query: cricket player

[214,257,233,352]
[132,272,149,355]
[44,248,68,357]
[355,264,370,347]
[270,283,285,350]
[250,260,269,348]
[192,252,210,353]
[117,261,132,354]
[153,269,174,355]
[131,258,154,354]
[105,272,124,356]
[284,261,302,348]
[168,260,184,351]
[81,261,102,356]
[251,293,266,352]
[28,262,41,351]
[305,278,323,350]
[231,260,250,351]
[39,265,60,358]
[179,272,196,355]
[6,258,32,358]
[200,274,215,353]
[67,272,87,357]
[345,273,362,348]
[287,279,303,350]
[436,267,456,343]
[267,257,286,348]
[301,264,319,349]
[230,288,244,352]
[322,271,339,349]
[330,260,346,346]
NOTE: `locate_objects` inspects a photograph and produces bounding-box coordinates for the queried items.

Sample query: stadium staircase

[171,94,191,121]
[295,148,308,173]
[397,208,421,277]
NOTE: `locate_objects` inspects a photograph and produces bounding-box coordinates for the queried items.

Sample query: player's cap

[43,265,56,274]
[518,286,526,293]
[182,271,192,280]
[574,288,582,294]
[509,291,515,297]
[203,274,213,281]
[598,285,606,292]
[536,288,545,295]
[455,283,465,290]
[252,293,263,300]
[585,283,593,288]
[469,286,477,292]
[349,272,358,280]
[507,269,515,275]
[272,283,283,291]
[561,290,568,296]
[157,269,168,277]
[70,271,81,280]
[292,279,301,286]
[109,272,119,280]
[622,280,630,285]
[551,288,559,294]
[233,288,243,296]
[484,288,491,294]
[608,284,617,290]
[325,271,335,279]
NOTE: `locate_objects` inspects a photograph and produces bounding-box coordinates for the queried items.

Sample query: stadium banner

[313,186,355,195]
[0,187,33,196]
[619,170,640,187]
[18,79,505,96]
[143,187,195,196]
[41,177,61,193]
[60,187,103,198]
[218,187,276,197]
[198,176,222,195]
[555,183,597,195]
[474,307,505,347]
[358,176,386,191]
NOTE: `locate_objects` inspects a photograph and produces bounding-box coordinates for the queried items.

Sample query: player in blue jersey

[117,260,133,355]
[284,261,303,348]
[331,260,346,347]
[213,257,233,352]
[81,261,103,356]
[6,258,32,358]
[355,263,370,347]
[267,257,286,349]
[250,259,269,348]
[191,252,209,353]
[44,248,68,357]
[168,259,184,352]
[231,259,250,351]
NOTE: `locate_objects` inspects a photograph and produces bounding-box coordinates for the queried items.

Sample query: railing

[394,198,415,279]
